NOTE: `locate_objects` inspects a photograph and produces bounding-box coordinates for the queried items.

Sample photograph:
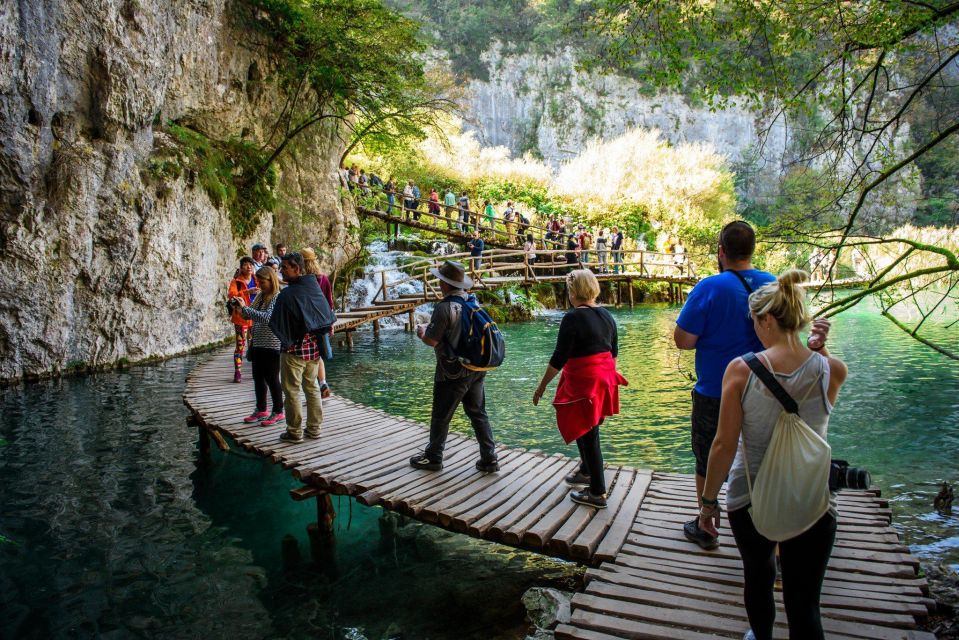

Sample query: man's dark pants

[691,390,722,477]
[425,370,497,464]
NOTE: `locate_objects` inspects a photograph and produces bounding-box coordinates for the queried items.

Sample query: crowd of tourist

[227,218,844,640]
[339,163,692,276]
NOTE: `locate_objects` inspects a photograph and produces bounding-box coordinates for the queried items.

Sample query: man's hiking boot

[279,431,304,444]
[305,430,321,440]
[564,471,591,486]
[475,459,500,473]
[569,489,607,509]
[409,453,442,471]
[683,517,719,550]
[244,411,270,423]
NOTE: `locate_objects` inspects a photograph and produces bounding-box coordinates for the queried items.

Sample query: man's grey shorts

[691,390,722,477]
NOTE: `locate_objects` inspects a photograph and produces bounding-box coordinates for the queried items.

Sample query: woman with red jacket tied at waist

[533,269,628,508]
[228,256,257,383]
[301,247,335,398]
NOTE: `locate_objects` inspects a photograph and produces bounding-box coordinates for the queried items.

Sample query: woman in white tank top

[697,269,848,640]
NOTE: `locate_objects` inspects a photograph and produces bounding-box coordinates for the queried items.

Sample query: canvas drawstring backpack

[741,352,831,541]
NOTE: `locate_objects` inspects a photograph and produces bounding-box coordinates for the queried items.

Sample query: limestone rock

[522,587,572,631]
[0,0,359,381]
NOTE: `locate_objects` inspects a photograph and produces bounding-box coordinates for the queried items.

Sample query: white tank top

[725,351,837,516]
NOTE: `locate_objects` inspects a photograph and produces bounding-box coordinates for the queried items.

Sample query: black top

[549,306,619,370]
[269,275,337,349]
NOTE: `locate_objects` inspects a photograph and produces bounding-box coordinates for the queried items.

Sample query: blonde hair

[254,266,281,307]
[748,269,811,332]
[567,269,600,303]
[301,246,321,276]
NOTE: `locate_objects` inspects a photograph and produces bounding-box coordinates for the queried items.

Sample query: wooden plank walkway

[556,473,934,639]
[185,349,932,639]
[185,349,651,564]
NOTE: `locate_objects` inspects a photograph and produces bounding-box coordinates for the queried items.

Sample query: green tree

[242,0,456,174]
[584,0,959,358]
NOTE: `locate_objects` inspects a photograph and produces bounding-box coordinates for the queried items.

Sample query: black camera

[829,459,871,491]
[225,298,241,316]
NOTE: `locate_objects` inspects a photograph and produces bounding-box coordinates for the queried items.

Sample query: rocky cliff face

[0,0,358,382]
[463,47,787,177]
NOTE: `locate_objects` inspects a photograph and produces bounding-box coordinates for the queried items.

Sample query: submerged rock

[521,587,572,630]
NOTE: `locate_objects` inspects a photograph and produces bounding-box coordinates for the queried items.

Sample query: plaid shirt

[286,331,321,361]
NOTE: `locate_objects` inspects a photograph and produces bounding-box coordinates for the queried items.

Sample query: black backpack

[445,295,506,371]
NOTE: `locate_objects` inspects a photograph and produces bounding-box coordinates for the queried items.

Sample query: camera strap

[727,269,754,294]
[743,352,799,414]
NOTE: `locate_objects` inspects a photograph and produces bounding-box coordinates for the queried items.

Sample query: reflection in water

[0,358,579,639]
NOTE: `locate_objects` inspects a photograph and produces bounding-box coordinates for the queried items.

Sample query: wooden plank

[468,457,577,537]
[592,471,652,562]
[497,471,576,545]
[415,451,529,522]
[565,608,733,640]
[523,468,618,548]
[549,469,627,557]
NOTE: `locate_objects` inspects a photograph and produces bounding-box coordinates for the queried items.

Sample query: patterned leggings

[233,325,248,373]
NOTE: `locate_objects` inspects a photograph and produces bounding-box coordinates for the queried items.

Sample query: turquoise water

[0,303,955,638]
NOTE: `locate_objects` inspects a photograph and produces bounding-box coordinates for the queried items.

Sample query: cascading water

[347,239,457,329]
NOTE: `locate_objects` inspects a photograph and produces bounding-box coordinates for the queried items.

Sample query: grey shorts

[691,390,721,477]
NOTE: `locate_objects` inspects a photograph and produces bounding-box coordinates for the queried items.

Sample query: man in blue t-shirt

[673,221,831,549]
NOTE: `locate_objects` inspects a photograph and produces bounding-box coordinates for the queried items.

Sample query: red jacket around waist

[552,351,628,443]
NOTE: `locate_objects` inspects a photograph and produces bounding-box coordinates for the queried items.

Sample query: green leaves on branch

[242,0,455,171]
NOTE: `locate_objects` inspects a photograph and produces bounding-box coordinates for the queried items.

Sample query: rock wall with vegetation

[0,0,358,382]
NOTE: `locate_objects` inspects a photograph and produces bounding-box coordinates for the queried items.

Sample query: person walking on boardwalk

[674,221,831,550]
[503,201,516,244]
[409,261,499,473]
[467,230,484,274]
[533,269,627,508]
[457,191,471,232]
[698,270,847,640]
[595,229,608,273]
[483,200,496,233]
[385,177,397,216]
[428,188,441,224]
[403,180,415,220]
[444,187,457,230]
[302,247,336,399]
[234,266,285,426]
[228,256,257,383]
[269,252,337,443]
[610,226,624,273]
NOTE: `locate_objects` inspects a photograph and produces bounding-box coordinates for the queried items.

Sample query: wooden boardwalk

[185,349,933,639]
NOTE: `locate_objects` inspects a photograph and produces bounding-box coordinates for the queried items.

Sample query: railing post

[381,270,388,302]
[639,251,644,276]
[524,254,529,281]
[421,269,428,301]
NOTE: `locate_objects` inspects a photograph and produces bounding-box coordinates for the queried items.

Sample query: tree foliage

[583,0,959,358]
[242,0,457,172]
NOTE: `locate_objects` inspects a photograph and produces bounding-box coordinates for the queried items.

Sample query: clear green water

[0,303,956,639]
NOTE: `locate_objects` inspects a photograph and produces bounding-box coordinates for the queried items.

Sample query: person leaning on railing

[235,266,285,427]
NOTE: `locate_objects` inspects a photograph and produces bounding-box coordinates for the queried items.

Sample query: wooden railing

[367,248,697,303]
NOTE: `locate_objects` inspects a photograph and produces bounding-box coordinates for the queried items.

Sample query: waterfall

[347,240,448,329]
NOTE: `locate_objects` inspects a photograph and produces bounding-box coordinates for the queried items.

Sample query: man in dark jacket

[270,252,337,443]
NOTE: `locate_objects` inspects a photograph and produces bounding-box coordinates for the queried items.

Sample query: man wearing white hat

[409,261,499,473]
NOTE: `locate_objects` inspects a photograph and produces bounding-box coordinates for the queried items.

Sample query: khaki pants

[281,353,323,437]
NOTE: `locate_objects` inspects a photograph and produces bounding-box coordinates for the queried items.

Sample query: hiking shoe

[475,459,500,473]
[409,453,442,471]
[683,517,719,550]
[261,412,285,426]
[743,631,756,640]
[564,471,591,486]
[320,382,331,399]
[570,489,607,509]
[279,431,304,444]
[244,411,269,423]
[305,430,321,440]
[233,372,242,383]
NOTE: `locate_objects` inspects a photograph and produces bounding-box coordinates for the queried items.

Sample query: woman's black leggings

[250,347,283,413]
[575,425,606,495]
[728,508,836,640]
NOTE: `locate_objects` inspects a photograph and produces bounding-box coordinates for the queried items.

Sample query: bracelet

[701,496,719,507]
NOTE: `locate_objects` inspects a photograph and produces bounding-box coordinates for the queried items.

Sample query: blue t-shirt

[676,269,775,397]
[469,238,484,256]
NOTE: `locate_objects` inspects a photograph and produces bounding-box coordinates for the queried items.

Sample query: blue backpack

[445,295,506,371]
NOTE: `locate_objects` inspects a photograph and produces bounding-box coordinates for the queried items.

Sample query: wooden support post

[407,310,415,332]
[381,270,388,302]
[372,319,380,336]
[628,280,635,308]
[195,417,210,458]
[523,254,530,281]
[346,330,354,349]
[306,492,337,565]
